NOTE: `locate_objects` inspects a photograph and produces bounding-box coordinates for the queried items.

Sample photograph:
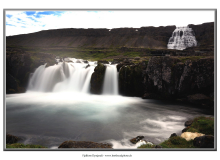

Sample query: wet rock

[130,136,144,144]
[85,64,90,69]
[90,63,106,94]
[193,135,214,148]
[170,133,177,138]
[6,133,20,144]
[6,73,19,94]
[119,64,144,96]
[185,120,193,127]
[155,145,162,148]
[83,60,89,64]
[58,141,113,148]
[182,126,190,133]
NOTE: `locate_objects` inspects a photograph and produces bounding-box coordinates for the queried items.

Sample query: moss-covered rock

[6,143,46,148]
[90,63,106,94]
[184,116,214,136]
[159,136,195,148]
[118,63,144,96]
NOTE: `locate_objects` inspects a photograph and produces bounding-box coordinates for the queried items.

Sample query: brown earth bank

[6,22,214,49]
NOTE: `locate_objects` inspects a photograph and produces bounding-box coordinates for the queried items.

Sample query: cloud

[5,10,215,36]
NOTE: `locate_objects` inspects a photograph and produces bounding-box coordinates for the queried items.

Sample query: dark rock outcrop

[155,145,162,148]
[90,63,106,94]
[6,133,20,144]
[119,63,144,96]
[130,136,145,144]
[169,133,177,138]
[118,56,214,107]
[6,47,56,93]
[193,135,214,148]
[58,141,112,148]
[143,56,214,106]
[182,126,190,133]
[185,120,193,127]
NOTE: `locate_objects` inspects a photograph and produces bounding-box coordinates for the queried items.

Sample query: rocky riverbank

[90,56,214,108]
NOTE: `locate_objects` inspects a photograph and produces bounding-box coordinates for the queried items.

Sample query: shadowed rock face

[6,47,56,93]
[90,63,106,94]
[118,56,214,107]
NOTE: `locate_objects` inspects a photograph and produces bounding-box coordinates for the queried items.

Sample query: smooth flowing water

[6,58,212,149]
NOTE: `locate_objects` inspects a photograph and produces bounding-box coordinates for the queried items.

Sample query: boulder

[85,64,90,69]
[181,132,205,141]
[193,135,214,148]
[185,120,193,127]
[6,133,20,144]
[83,60,89,64]
[182,126,190,133]
[58,141,112,148]
[130,136,144,144]
[169,133,177,138]
[155,145,162,148]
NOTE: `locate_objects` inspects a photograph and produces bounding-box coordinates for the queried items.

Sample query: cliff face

[6,47,56,93]
[117,56,214,106]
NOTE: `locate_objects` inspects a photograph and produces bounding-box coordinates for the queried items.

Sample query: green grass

[159,136,195,148]
[138,144,156,148]
[186,116,214,135]
[177,56,206,63]
[6,143,47,148]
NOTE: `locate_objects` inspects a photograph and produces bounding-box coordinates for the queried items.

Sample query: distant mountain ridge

[6,22,214,49]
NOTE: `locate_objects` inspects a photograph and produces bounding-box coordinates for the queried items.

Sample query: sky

[5,10,215,36]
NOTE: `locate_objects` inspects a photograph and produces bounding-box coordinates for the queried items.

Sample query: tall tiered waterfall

[167,26,197,50]
[27,58,119,95]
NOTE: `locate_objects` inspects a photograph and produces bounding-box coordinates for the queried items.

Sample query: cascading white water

[167,26,197,50]
[27,58,119,95]
[27,58,97,93]
[102,64,119,95]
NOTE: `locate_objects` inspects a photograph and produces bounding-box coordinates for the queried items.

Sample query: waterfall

[27,58,119,95]
[102,64,119,95]
[167,26,197,50]
[27,58,96,93]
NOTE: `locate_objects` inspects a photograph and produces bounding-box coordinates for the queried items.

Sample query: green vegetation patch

[186,116,214,135]
[159,136,195,148]
[138,144,156,149]
[6,143,47,148]
[177,56,206,63]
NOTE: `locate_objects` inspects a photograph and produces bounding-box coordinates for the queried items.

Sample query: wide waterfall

[27,58,118,95]
[167,26,197,50]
